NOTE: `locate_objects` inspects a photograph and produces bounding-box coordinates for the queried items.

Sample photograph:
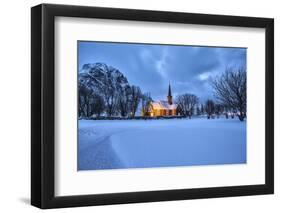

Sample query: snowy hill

[78,63,140,117]
[79,62,130,95]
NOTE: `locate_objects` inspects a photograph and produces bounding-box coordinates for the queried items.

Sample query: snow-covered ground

[78,118,246,170]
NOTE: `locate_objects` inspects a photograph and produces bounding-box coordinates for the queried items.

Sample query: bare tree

[214,104,224,118]
[129,85,142,117]
[212,67,246,121]
[78,83,86,117]
[205,99,215,119]
[141,93,152,117]
[196,105,201,116]
[176,93,199,118]
[200,104,205,115]
[89,94,105,117]
[118,85,142,117]
[102,70,119,117]
[118,85,131,117]
[104,92,118,116]
[78,83,91,117]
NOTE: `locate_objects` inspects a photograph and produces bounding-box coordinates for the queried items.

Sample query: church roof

[151,100,177,110]
[168,82,172,97]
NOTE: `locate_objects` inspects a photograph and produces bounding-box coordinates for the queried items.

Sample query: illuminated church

[146,83,178,117]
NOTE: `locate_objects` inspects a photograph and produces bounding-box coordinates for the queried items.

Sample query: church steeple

[167,82,173,105]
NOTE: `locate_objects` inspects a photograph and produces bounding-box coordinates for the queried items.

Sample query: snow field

[78,118,246,170]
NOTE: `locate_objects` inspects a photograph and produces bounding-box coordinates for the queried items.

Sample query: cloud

[154,47,169,78]
[198,72,214,81]
[79,41,246,102]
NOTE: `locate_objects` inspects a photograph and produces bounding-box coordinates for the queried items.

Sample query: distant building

[143,83,178,117]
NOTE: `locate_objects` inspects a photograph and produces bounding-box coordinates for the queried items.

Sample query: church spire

[167,82,173,105]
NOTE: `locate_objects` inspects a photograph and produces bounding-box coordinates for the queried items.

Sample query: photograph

[77,41,247,171]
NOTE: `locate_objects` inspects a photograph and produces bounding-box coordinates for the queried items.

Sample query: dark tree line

[79,83,142,118]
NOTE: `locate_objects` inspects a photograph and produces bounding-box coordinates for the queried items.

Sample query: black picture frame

[31,3,274,209]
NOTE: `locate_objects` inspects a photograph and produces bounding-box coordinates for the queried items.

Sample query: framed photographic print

[31,4,274,209]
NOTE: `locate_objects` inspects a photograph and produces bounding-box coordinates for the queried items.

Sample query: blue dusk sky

[78,41,246,102]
